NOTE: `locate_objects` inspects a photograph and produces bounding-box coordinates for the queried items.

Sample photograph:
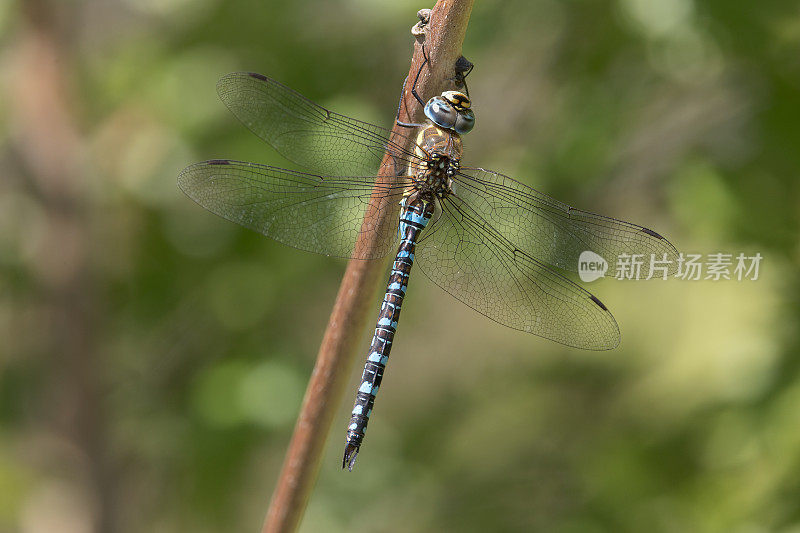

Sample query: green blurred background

[1,0,798,531]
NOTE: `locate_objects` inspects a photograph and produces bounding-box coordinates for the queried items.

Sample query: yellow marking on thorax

[414,125,463,163]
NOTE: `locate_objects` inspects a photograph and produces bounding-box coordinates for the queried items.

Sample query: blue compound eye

[454,109,475,134]
[424,96,457,129]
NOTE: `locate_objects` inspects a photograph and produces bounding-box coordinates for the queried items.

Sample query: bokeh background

[2,0,799,531]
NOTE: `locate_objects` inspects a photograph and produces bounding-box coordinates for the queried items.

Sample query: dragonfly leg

[454,55,474,98]
[395,43,430,129]
[410,42,429,107]
[395,74,426,129]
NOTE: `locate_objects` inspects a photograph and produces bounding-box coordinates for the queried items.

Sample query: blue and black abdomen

[343,194,435,470]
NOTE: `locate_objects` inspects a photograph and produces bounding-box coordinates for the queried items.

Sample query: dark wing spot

[589,295,609,311]
[208,159,231,165]
[641,227,664,239]
[248,72,268,81]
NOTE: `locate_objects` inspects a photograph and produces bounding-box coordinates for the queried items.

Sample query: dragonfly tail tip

[343,443,360,471]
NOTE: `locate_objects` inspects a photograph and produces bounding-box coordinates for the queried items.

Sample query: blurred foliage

[1,0,799,531]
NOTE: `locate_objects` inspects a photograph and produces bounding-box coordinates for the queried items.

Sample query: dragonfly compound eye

[424,96,458,129]
[454,109,475,134]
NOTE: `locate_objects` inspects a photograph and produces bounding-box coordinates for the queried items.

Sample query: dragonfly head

[424,91,475,135]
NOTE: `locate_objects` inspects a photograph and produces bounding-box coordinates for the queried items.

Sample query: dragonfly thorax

[412,125,462,199]
[414,153,457,199]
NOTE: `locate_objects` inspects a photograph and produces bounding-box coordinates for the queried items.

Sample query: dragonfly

[178,59,678,471]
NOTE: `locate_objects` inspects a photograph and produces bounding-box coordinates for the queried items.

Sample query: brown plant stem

[261,1,474,532]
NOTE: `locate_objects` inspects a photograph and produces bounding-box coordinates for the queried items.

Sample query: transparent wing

[415,196,620,350]
[216,72,421,177]
[177,159,407,259]
[455,167,679,277]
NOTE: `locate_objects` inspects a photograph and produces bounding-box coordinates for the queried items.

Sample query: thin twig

[261,1,474,532]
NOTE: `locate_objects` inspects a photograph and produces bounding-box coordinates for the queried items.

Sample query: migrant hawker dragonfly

[178,66,678,470]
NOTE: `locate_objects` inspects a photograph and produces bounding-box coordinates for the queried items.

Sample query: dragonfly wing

[455,167,679,277]
[178,160,405,259]
[415,196,620,350]
[216,72,420,177]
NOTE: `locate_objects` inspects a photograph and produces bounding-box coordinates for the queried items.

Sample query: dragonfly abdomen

[343,194,435,471]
